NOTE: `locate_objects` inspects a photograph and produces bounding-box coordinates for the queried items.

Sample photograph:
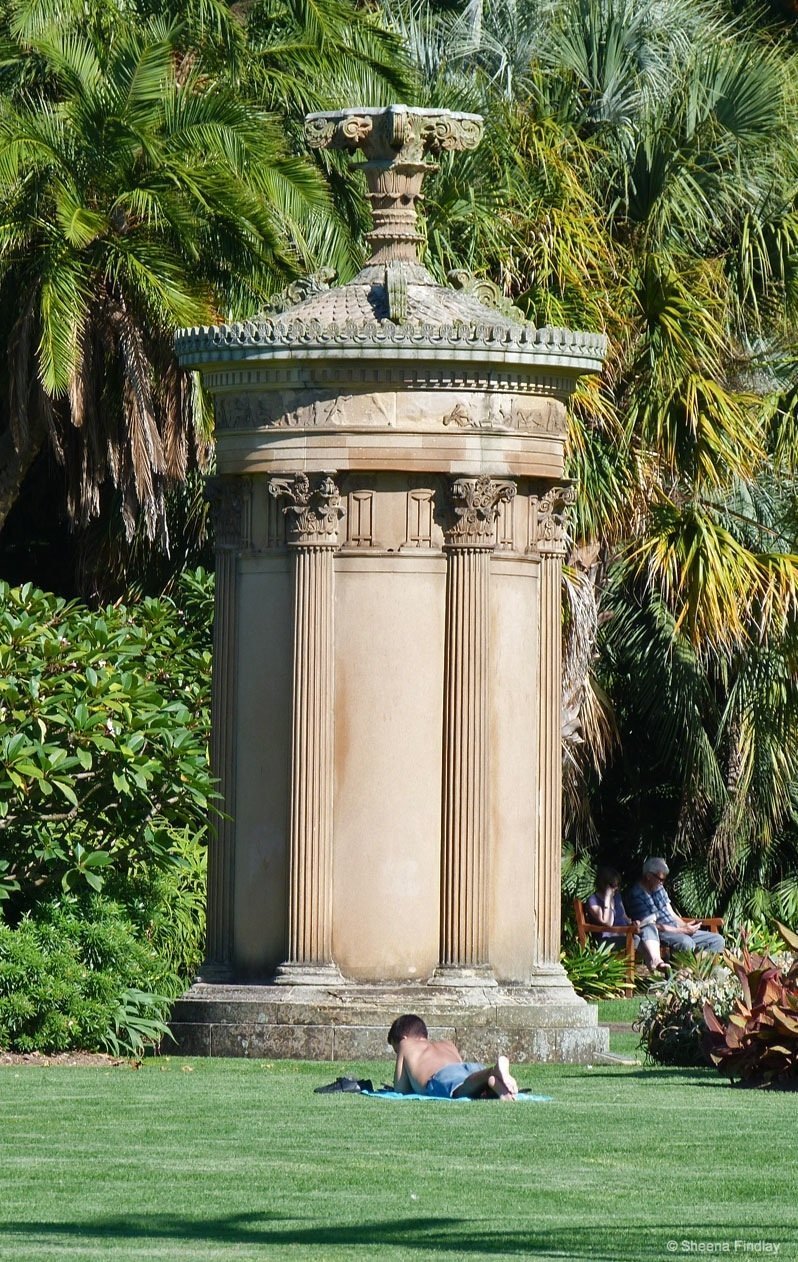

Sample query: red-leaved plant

[703,922,798,1089]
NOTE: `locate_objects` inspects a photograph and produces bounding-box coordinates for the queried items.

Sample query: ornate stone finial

[304,105,483,266]
[269,473,344,547]
[444,475,516,548]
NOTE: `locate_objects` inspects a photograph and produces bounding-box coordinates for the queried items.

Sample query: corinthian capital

[269,473,344,547]
[532,485,577,555]
[444,475,516,548]
[206,476,249,552]
[304,106,483,165]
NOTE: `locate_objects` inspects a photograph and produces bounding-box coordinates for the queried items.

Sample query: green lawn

[2,1050,797,1261]
[597,997,644,1025]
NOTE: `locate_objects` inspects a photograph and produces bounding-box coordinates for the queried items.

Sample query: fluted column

[202,476,250,979]
[532,485,576,968]
[433,475,515,985]
[269,474,344,985]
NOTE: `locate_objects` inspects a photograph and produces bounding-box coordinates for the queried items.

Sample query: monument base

[169,976,610,1064]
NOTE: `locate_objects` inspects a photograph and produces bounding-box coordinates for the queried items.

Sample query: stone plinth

[174,105,608,1061]
[170,982,608,1063]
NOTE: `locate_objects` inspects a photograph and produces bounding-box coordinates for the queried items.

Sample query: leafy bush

[562,942,631,1000]
[703,924,798,1088]
[113,828,207,980]
[0,569,214,911]
[635,969,742,1066]
[0,899,179,1055]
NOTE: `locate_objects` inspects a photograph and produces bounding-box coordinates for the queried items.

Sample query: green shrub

[112,827,207,980]
[0,569,214,912]
[562,942,631,1000]
[0,898,179,1055]
[635,969,742,1066]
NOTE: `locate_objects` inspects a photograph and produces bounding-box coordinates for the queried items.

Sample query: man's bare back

[387,1014,518,1100]
[394,1036,462,1093]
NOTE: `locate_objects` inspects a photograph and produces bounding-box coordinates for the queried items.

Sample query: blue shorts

[425,1062,485,1098]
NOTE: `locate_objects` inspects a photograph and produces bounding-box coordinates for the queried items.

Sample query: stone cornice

[175,319,606,373]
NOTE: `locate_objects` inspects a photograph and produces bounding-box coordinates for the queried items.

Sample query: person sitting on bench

[585,865,670,974]
[626,857,725,955]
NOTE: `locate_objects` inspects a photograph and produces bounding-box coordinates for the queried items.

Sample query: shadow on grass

[575,1067,718,1083]
[0,1215,785,1258]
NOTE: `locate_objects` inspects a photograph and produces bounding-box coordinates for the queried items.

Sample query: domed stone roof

[175,106,605,378]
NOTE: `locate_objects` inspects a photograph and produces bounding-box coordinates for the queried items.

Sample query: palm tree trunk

[0,421,47,534]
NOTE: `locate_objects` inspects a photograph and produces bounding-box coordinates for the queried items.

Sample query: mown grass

[598,997,645,1025]
[1,1050,797,1262]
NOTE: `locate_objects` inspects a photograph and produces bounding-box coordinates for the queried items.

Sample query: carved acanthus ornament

[269,473,344,547]
[532,485,577,556]
[304,106,483,267]
[444,475,516,548]
[206,477,249,551]
[447,269,520,321]
[257,269,336,317]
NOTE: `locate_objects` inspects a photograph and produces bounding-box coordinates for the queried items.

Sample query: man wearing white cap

[626,857,725,955]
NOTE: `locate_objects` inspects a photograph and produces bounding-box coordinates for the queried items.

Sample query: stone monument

[171,105,609,1062]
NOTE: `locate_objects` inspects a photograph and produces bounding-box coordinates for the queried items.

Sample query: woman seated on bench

[586,866,670,974]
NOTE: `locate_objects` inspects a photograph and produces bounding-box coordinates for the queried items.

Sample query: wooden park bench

[573,897,724,989]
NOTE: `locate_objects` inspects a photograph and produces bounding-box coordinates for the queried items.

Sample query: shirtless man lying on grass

[387,1013,518,1100]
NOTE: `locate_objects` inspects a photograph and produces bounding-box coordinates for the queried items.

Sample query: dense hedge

[0,570,213,1052]
[0,569,213,911]
[0,900,178,1056]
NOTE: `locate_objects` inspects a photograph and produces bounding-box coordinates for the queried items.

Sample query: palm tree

[0,10,334,542]
[0,0,409,556]
[383,0,798,916]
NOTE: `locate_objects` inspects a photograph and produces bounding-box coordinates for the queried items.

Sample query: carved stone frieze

[442,397,565,434]
[269,473,344,547]
[215,388,567,435]
[444,475,517,548]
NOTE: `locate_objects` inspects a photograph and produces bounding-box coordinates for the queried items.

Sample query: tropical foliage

[635,966,742,1066]
[561,941,630,1000]
[703,922,798,1087]
[380,0,798,920]
[0,0,406,573]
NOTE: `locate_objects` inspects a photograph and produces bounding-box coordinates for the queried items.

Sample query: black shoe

[314,1076,363,1094]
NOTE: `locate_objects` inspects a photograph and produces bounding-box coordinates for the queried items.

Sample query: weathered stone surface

[170,105,608,1064]
[168,986,609,1064]
[210,1023,335,1059]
